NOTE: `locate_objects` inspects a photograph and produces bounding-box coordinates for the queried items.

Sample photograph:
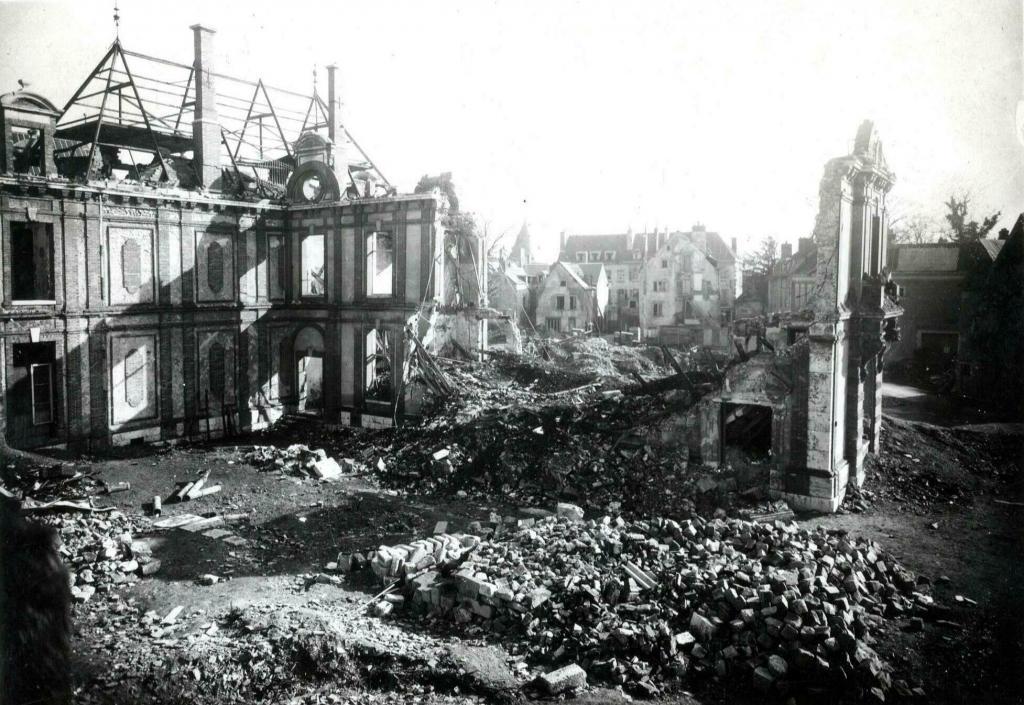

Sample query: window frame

[300,232,327,298]
[29,362,54,426]
[9,220,56,305]
[364,230,395,298]
[363,327,394,405]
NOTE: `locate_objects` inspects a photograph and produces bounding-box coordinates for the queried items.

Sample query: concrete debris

[539,663,587,694]
[244,445,357,481]
[354,509,935,700]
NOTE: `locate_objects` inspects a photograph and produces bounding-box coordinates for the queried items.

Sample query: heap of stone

[243,444,350,480]
[356,509,930,700]
[36,511,159,603]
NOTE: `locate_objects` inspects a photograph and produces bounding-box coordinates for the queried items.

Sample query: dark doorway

[722,403,773,463]
[7,342,57,447]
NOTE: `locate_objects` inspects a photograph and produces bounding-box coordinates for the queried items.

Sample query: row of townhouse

[487,224,737,345]
[553,225,737,347]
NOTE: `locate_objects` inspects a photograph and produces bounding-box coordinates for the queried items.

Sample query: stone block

[539,664,587,694]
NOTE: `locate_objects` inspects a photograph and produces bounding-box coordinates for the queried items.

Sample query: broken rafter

[115,42,169,180]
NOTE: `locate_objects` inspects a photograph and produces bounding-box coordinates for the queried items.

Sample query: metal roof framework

[55,39,389,188]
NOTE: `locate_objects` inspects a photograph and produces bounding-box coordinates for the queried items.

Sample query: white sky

[1,0,1022,260]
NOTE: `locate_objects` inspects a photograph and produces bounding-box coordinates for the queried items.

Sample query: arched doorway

[294,326,324,414]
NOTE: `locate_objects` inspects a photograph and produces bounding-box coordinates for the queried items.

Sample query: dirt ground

[17,381,1024,705]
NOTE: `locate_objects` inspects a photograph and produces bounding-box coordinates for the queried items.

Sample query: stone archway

[294,326,324,415]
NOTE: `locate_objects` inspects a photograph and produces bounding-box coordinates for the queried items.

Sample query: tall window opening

[267,235,286,299]
[10,222,54,302]
[364,328,393,402]
[301,234,325,296]
[365,231,394,296]
[11,126,44,174]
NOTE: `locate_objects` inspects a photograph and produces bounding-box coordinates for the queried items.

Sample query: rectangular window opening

[11,126,44,174]
[366,231,394,296]
[364,328,393,402]
[301,234,326,297]
[11,222,55,302]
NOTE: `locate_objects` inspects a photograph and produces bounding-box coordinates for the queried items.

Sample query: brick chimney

[191,24,221,188]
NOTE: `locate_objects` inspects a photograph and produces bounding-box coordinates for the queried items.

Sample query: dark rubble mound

[355,511,933,702]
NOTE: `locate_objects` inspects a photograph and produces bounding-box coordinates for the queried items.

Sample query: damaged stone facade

[0,27,446,449]
[709,121,902,512]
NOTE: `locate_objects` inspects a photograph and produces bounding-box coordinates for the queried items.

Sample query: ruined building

[0,26,446,449]
[705,122,901,512]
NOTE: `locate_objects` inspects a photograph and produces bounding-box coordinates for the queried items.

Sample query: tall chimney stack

[191,24,221,189]
[326,64,337,143]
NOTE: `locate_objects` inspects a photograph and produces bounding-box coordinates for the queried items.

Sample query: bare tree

[741,236,778,275]
[889,212,940,244]
[943,192,1000,242]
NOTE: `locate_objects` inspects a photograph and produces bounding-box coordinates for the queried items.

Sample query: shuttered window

[207,241,225,294]
[122,238,141,294]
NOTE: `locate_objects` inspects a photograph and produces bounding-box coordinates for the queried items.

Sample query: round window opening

[301,174,323,202]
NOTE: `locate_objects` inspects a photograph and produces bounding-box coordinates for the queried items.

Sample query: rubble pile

[35,511,158,603]
[320,355,749,515]
[355,509,931,700]
[244,444,354,481]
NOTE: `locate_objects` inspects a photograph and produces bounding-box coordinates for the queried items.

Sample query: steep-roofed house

[953,216,1021,407]
[487,260,529,325]
[559,231,645,329]
[887,239,1004,367]
[533,261,605,334]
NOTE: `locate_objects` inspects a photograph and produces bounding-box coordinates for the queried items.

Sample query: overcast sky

[1,0,1021,260]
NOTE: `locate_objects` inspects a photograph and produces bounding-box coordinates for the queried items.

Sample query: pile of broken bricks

[34,511,162,603]
[243,444,356,481]
[342,502,933,701]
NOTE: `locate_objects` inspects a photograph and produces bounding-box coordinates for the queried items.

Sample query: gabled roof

[976,239,1005,262]
[992,213,1023,274]
[523,263,550,278]
[550,261,592,289]
[677,229,736,264]
[575,262,606,282]
[510,222,531,262]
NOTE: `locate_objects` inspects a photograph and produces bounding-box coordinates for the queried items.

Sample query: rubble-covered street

[4,344,1021,705]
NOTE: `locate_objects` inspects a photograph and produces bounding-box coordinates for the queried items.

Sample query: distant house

[487,260,529,324]
[522,262,550,324]
[768,238,817,314]
[734,271,769,319]
[534,261,606,334]
[559,231,650,329]
[639,225,737,349]
[887,239,1003,365]
[959,215,1022,409]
